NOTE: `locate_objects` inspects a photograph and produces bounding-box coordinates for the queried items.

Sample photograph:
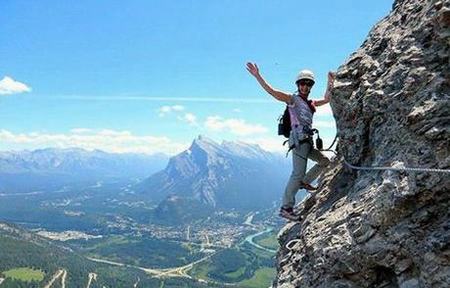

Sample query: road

[133,276,140,287]
[88,252,215,279]
[61,269,67,288]
[87,273,97,288]
[44,269,67,288]
[139,253,214,278]
[243,212,257,227]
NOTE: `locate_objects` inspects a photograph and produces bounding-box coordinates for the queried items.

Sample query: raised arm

[246,62,292,104]
[314,71,335,107]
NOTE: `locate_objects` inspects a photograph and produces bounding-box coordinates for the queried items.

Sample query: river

[243,227,277,253]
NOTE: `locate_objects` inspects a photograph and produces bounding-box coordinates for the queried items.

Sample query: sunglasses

[297,80,314,87]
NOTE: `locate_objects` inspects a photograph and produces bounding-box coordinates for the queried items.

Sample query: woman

[246,62,335,220]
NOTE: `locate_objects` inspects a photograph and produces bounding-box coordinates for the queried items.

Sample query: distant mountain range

[141,136,290,210]
[0,138,292,211]
[0,148,169,193]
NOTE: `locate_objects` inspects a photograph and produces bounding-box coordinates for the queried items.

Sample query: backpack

[278,105,291,138]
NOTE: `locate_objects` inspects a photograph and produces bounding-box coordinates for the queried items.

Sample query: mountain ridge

[141,136,290,209]
[0,147,169,193]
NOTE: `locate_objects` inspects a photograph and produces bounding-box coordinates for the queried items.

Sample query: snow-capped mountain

[141,136,290,209]
[0,148,169,193]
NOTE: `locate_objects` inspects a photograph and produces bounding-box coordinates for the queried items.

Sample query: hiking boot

[300,181,317,191]
[279,206,301,221]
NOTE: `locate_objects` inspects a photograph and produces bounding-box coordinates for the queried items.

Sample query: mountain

[275,0,450,287]
[0,148,169,193]
[141,136,290,210]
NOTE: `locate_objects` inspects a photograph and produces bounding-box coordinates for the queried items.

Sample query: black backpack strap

[285,138,313,158]
[286,146,294,158]
[283,140,295,158]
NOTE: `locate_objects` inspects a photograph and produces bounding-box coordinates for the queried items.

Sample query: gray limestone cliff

[274,0,450,287]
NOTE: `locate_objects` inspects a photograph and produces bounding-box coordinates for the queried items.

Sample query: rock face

[275,0,449,287]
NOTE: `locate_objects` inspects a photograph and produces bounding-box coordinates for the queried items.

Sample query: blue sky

[0,0,392,155]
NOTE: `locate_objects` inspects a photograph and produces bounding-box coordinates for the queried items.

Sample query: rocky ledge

[274,0,449,287]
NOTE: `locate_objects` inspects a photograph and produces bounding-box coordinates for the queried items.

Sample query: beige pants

[282,140,330,208]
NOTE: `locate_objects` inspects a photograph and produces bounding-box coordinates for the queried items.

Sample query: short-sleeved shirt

[287,93,316,140]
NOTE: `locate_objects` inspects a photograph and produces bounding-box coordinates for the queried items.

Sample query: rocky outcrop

[275,0,449,287]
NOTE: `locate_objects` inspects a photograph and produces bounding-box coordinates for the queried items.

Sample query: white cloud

[158,105,198,126]
[98,129,132,137]
[313,120,336,129]
[0,76,31,95]
[205,116,268,136]
[241,136,287,153]
[178,113,197,125]
[233,108,242,113]
[0,129,187,155]
[70,128,93,134]
[314,104,333,116]
[158,105,185,117]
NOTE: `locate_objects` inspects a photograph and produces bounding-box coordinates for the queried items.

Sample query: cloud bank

[0,129,187,155]
[205,116,268,136]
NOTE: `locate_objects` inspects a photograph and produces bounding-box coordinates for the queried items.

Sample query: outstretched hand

[327,71,336,88]
[324,71,336,103]
[246,62,260,77]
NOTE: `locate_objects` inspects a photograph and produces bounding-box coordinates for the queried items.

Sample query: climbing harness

[284,127,323,158]
[283,137,313,158]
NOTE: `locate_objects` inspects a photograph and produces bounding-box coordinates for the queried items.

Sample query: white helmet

[295,69,315,84]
